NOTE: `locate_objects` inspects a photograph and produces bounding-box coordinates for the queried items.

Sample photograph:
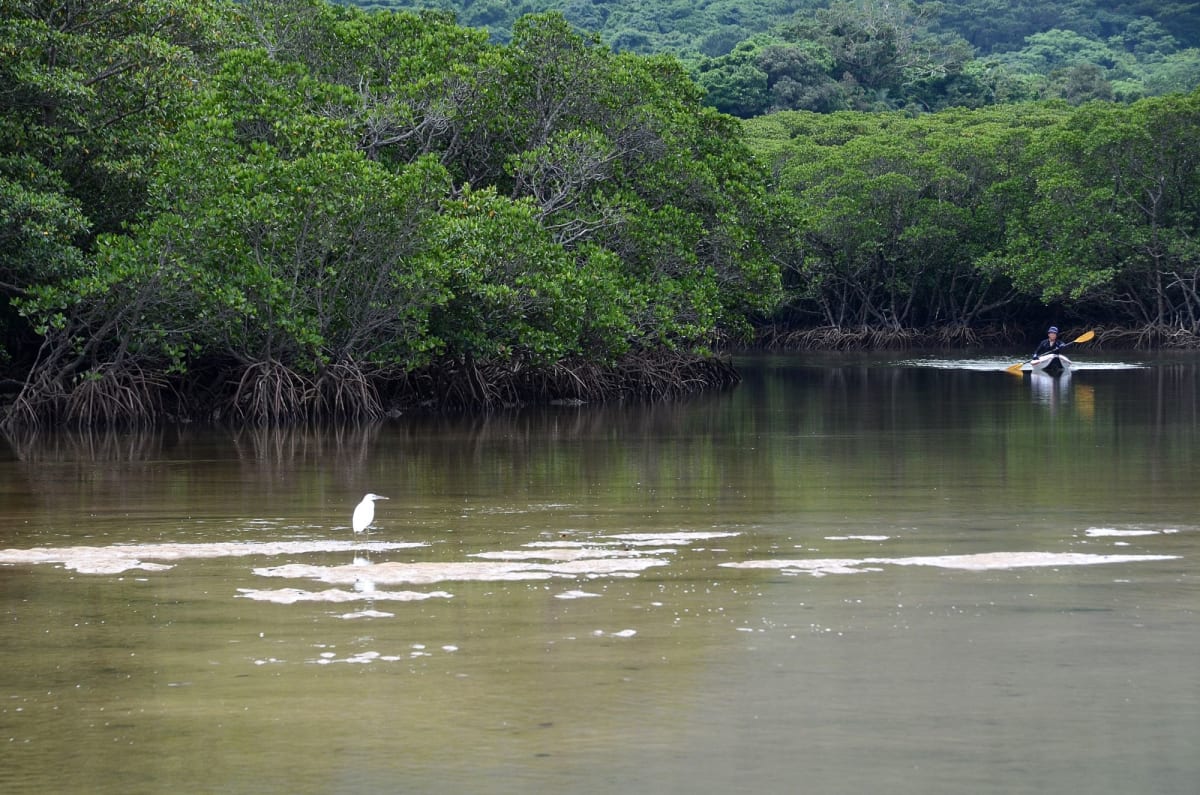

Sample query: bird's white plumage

[352,493,389,533]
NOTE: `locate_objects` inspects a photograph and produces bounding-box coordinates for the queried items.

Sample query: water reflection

[1028,369,1072,407]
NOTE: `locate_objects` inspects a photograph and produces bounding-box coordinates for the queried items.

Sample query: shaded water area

[2,352,1198,794]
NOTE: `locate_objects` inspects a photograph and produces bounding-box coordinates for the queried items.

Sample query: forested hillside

[2,0,1198,429]
[342,0,1200,115]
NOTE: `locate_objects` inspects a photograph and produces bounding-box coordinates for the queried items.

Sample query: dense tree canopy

[341,0,1200,115]
[744,91,1200,345]
[1,0,776,426]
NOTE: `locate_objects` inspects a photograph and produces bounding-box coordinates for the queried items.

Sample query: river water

[1,352,1197,794]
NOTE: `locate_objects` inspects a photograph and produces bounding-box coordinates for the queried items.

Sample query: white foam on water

[555,589,602,599]
[471,547,667,562]
[0,534,725,578]
[793,560,885,577]
[592,628,637,638]
[721,551,1179,577]
[1085,527,1162,537]
[600,531,740,545]
[338,609,395,620]
[252,556,669,586]
[825,535,891,542]
[886,552,1178,570]
[895,358,1015,371]
[0,540,425,574]
[307,646,454,665]
[321,652,379,665]
[475,502,573,515]
[236,587,454,604]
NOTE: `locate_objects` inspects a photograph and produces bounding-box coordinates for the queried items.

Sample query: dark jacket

[1032,338,1061,358]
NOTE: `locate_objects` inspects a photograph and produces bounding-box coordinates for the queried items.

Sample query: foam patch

[0,540,424,574]
[252,556,669,586]
[722,551,1179,577]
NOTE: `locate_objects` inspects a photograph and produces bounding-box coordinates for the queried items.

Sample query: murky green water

[2,353,1197,794]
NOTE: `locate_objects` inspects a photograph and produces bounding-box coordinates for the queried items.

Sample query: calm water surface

[2,353,1197,794]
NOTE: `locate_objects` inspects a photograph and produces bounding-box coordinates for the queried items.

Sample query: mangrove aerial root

[389,351,740,412]
[229,360,315,425]
[314,360,384,422]
[63,362,168,427]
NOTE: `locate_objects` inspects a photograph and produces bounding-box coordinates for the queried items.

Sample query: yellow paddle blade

[1005,360,1027,374]
[1073,330,1095,344]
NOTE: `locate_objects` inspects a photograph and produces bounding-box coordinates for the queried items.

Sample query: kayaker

[1032,326,1061,359]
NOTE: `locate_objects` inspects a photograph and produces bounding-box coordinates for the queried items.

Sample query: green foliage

[993,91,1200,328]
[0,0,226,232]
[694,1,984,117]
[332,0,1200,113]
[3,2,776,424]
[0,156,89,291]
[491,14,780,345]
[746,104,1071,328]
[751,90,1200,334]
[693,43,772,117]
[426,186,576,362]
[0,0,227,370]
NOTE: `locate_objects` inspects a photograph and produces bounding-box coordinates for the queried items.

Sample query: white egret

[352,493,389,534]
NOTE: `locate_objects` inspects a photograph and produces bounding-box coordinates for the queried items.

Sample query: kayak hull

[1029,353,1072,374]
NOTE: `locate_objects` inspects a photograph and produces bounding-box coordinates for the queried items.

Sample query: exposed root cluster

[757,325,923,350]
[753,322,1197,351]
[315,361,385,422]
[4,361,168,430]
[3,349,738,428]
[226,359,384,425]
[393,351,740,411]
[1095,325,1200,350]
[65,363,167,427]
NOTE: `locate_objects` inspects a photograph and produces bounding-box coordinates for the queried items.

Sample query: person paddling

[1032,326,1061,359]
[1006,327,1095,374]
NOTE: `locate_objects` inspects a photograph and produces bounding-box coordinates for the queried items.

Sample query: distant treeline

[341,0,1200,114]
[744,97,1200,350]
[2,0,1198,428]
